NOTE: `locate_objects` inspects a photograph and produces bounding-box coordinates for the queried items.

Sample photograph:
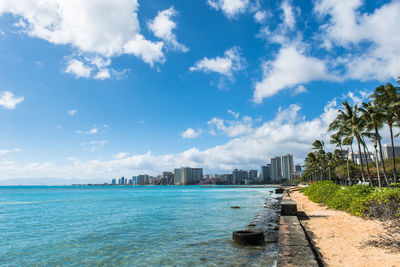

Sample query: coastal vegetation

[302,80,400,187]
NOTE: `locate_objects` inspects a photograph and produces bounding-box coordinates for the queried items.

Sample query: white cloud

[207,0,249,18]
[254,10,267,23]
[190,47,244,78]
[113,152,129,159]
[292,85,308,96]
[0,98,341,179]
[65,59,92,78]
[123,34,165,67]
[76,127,98,135]
[181,128,202,139]
[0,91,24,109]
[0,148,21,155]
[315,0,400,81]
[148,7,188,52]
[253,45,336,103]
[67,109,77,116]
[207,115,253,137]
[227,109,239,119]
[0,0,167,78]
[281,0,296,29]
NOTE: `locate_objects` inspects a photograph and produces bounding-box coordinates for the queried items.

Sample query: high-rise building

[219,174,233,184]
[163,171,174,184]
[383,144,400,160]
[132,176,137,185]
[261,164,272,182]
[249,170,258,179]
[295,164,301,172]
[232,169,248,184]
[120,177,125,185]
[111,178,116,185]
[282,154,294,180]
[174,167,203,185]
[271,156,282,181]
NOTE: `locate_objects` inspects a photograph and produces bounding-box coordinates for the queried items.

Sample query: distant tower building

[261,164,272,182]
[120,177,125,185]
[295,164,302,172]
[232,169,248,184]
[282,154,294,180]
[111,178,116,185]
[132,176,137,185]
[174,167,203,185]
[383,144,400,160]
[249,170,257,180]
[163,171,174,184]
[118,178,121,184]
[271,156,282,181]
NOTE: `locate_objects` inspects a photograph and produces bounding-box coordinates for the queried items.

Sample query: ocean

[0,186,278,266]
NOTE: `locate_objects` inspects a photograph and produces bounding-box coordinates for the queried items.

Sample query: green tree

[329,102,367,182]
[359,102,389,186]
[371,83,398,182]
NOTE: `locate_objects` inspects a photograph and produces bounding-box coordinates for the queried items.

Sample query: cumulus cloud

[148,7,188,52]
[253,45,336,103]
[207,0,249,18]
[190,47,244,79]
[315,0,400,80]
[207,115,253,137]
[0,0,170,78]
[0,98,342,179]
[181,128,202,139]
[0,91,24,109]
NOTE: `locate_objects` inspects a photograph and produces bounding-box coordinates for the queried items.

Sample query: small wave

[0,201,41,205]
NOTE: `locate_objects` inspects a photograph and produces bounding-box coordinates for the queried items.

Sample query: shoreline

[288,188,400,266]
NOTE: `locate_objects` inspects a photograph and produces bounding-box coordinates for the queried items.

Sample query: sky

[0,0,399,184]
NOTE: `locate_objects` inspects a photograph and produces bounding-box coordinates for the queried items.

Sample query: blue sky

[0,0,399,182]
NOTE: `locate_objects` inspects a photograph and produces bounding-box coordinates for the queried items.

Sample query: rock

[231,206,240,209]
[232,230,265,246]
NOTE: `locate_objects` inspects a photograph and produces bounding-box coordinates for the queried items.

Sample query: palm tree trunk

[389,123,397,183]
[361,136,376,168]
[376,126,390,186]
[362,141,372,185]
[374,146,381,187]
[377,136,390,186]
[346,154,351,185]
[339,144,348,182]
[356,136,366,182]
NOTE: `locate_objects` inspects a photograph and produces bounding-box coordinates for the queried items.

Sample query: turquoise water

[0,186,277,266]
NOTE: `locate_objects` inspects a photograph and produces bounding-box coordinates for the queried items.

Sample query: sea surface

[0,186,278,266]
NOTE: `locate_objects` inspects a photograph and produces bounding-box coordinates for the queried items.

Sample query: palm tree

[371,134,382,187]
[312,140,326,180]
[372,83,398,183]
[304,152,318,181]
[342,136,354,185]
[329,101,366,182]
[359,102,389,186]
[330,132,349,182]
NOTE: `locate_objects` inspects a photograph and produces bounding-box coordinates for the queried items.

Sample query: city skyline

[0,0,399,183]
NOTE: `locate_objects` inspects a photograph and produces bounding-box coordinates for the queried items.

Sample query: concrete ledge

[277,216,319,267]
[281,199,297,216]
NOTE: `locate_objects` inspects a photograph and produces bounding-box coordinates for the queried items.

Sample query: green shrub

[303,181,339,203]
[302,181,400,219]
[365,188,400,218]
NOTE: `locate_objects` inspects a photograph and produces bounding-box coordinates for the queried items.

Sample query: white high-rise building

[282,154,294,180]
[271,156,282,181]
[174,167,203,185]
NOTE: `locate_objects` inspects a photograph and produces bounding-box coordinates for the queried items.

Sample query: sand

[289,189,400,267]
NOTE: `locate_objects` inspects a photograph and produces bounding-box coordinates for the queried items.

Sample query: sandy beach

[289,189,400,267]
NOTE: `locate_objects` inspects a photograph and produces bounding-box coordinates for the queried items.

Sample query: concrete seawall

[276,188,322,267]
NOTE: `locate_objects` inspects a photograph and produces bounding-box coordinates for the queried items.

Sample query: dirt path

[289,189,400,267]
